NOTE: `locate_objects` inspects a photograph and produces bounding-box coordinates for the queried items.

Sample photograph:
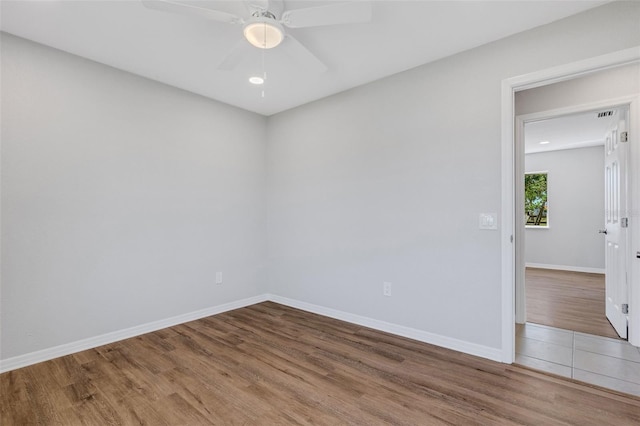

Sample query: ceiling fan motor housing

[243,16,285,49]
[142,0,372,71]
[248,0,285,19]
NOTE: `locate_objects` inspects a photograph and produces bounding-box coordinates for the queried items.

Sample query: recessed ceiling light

[539,141,550,145]
[249,76,264,85]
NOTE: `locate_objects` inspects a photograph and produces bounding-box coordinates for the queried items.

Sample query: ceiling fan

[142,0,373,73]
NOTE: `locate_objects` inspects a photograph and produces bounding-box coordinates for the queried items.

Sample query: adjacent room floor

[525,267,619,339]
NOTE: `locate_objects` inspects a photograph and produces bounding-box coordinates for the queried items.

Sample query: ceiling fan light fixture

[243,18,284,49]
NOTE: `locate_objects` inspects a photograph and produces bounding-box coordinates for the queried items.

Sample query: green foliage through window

[525,172,548,227]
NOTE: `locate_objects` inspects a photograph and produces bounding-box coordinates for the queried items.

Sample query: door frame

[514,99,636,328]
[500,46,640,363]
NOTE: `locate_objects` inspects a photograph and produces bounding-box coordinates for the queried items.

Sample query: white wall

[2,1,639,366]
[515,63,640,116]
[1,34,268,360]
[525,147,605,270]
[267,2,640,351]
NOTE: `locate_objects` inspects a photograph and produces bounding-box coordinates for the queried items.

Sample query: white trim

[525,139,604,155]
[502,47,640,92]
[514,96,527,326]
[0,294,269,373]
[1,293,504,373]
[268,295,503,362]
[525,170,548,175]
[501,67,516,362]
[525,263,605,274]
[502,46,640,363]
[627,92,640,346]
[519,97,639,123]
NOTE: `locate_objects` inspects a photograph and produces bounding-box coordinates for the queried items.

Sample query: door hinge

[621,217,629,228]
[622,304,629,315]
[620,131,628,142]
[510,235,513,243]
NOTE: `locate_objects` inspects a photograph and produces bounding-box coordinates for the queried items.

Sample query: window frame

[524,170,549,229]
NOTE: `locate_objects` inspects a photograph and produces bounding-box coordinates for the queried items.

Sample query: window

[525,172,548,227]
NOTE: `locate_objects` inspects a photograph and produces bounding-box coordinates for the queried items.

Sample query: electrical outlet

[383,281,392,297]
[216,272,223,285]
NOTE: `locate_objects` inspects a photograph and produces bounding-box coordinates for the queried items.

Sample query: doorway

[503,61,640,395]
[517,106,626,341]
[500,48,640,364]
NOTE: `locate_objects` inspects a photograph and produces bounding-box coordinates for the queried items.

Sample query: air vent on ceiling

[597,110,615,118]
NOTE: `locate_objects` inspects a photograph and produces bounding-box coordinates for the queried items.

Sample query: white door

[603,108,629,339]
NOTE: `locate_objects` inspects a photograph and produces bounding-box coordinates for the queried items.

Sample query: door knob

[599,229,608,235]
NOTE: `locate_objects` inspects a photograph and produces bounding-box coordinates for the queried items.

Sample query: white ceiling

[524,109,620,154]
[1,0,608,116]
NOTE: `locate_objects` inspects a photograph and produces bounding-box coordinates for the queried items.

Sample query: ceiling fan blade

[142,0,243,24]
[217,39,253,71]
[281,1,372,29]
[244,0,270,12]
[283,35,327,73]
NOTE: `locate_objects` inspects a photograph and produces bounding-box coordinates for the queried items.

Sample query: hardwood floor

[525,268,620,339]
[2,302,639,425]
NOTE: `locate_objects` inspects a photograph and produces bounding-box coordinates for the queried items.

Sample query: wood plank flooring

[2,302,639,425]
[525,268,620,339]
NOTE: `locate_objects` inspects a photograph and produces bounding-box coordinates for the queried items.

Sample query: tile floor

[516,322,640,397]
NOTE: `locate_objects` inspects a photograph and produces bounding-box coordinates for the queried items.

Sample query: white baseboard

[267,294,503,363]
[0,294,269,373]
[1,293,504,373]
[526,263,605,274]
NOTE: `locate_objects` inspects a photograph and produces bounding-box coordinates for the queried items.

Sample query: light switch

[479,213,498,230]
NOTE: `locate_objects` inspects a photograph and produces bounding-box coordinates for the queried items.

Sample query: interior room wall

[1,34,268,361]
[524,147,605,271]
[266,2,640,352]
[2,1,639,367]
[515,63,640,116]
